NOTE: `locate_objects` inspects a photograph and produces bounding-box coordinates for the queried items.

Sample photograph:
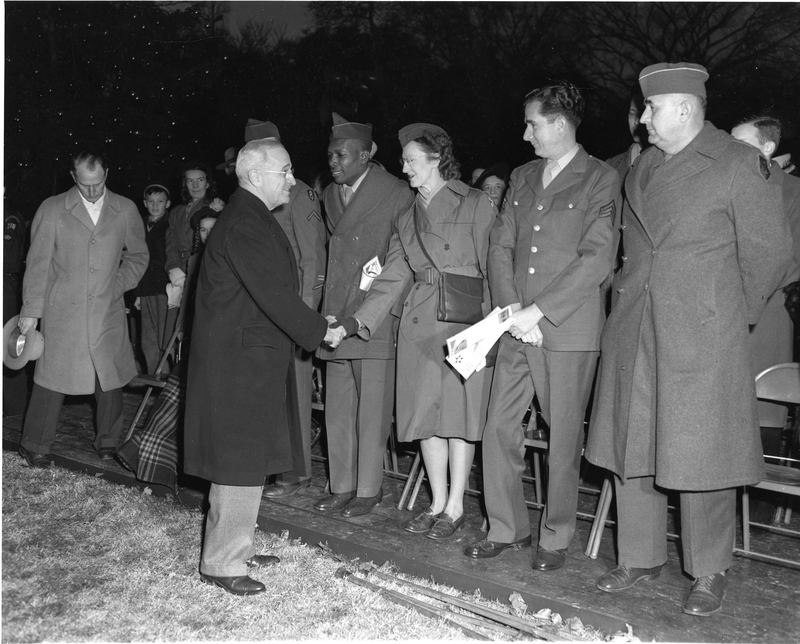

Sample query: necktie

[542,160,558,189]
[343,185,354,206]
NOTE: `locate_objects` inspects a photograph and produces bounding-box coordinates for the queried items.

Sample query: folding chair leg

[397,451,422,510]
[533,452,543,505]
[480,517,488,532]
[123,388,155,443]
[742,486,751,552]
[408,465,426,511]
[585,477,613,559]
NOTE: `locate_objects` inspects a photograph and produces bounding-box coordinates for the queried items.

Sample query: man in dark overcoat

[314,113,414,517]
[18,150,148,466]
[183,140,342,596]
[241,119,328,500]
[585,63,792,617]
[731,116,800,429]
[465,82,620,571]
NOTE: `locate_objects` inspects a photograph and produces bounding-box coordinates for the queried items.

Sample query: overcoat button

[514,201,519,206]
[444,244,450,250]
[412,317,419,323]
[537,205,543,211]
[528,267,535,274]
[531,246,537,253]
[568,204,573,208]
[534,225,540,231]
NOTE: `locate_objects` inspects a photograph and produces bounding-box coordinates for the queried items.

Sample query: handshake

[323,315,360,349]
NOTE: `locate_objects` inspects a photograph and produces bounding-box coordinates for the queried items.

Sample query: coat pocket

[242,326,280,347]
[47,273,64,306]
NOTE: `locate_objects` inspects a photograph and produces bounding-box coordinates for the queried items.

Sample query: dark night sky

[227,1,310,38]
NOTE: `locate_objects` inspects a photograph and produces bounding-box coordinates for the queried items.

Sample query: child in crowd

[134,184,171,374]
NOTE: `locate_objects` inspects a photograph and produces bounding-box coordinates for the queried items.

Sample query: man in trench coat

[183,140,343,596]
[585,63,792,617]
[731,116,800,430]
[466,82,620,571]
[241,119,328,500]
[314,113,414,517]
[18,150,148,467]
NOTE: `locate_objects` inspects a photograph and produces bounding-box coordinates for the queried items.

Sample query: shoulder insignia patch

[599,201,616,224]
[308,189,316,202]
[759,155,771,181]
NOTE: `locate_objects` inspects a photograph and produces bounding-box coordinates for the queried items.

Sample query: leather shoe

[404,507,441,534]
[19,446,51,468]
[200,574,266,596]
[314,491,355,512]
[341,488,383,518]
[463,535,532,559]
[98,447,116,460]
[427,513,467,540]
[596,565,662,593]
[262,480,311,498]
[246,554,280,567]
[683,572,726,617]
[532,547,567,571]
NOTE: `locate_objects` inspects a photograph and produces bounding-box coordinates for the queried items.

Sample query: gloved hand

[328,316,359,337]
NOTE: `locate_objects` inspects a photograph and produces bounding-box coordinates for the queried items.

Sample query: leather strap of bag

[412,203,439,283]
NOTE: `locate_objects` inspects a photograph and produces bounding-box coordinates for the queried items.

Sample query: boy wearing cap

[135,184,171,373]
[586,62,791,616]
[314,113,414,517]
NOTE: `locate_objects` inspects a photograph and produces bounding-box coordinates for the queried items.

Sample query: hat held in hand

[3,315,44,369]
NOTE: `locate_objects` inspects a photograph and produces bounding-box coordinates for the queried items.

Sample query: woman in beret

[475,162,510,210]
[336,124,496,540]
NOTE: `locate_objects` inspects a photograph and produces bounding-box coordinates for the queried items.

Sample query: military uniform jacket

[489,145,620,351]
[353,180,496,441]
[21,186,148,394]
[271,179,327,310]
[585,122,792,490]
[183,188,328,486]
[318,166,414,360]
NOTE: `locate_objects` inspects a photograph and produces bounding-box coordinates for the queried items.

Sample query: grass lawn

[2,452,476,641]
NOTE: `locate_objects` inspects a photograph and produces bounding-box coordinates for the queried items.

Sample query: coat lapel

[330,167,382,234]
[94,190,120,235]
[65,186,95,231]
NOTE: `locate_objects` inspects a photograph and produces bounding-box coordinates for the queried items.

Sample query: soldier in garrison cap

[315,113,414,517]
[240,119,328,499]
[466,81,621,571]
[586,62,792,616]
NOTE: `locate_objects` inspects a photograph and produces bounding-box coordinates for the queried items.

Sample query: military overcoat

[318,165,414,360]
[585,123,792,490]
[353,180,496,441]
[183,188,328,486]
[21,186,148,394]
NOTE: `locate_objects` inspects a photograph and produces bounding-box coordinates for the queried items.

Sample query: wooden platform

[4,386,800,642]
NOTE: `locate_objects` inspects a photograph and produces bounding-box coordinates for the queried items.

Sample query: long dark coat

[183,188,328,486]
[586,123,792,490]
[21,186,148,394]
[318,165,414,360]
[353,180,496,442]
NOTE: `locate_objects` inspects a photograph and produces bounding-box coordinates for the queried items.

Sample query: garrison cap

[398,123,448,148]
[639,62,709,98]
[245,119,281,142]
[330,113,373,144]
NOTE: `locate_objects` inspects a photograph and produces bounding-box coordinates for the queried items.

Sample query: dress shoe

[427,513,467,540]
[404,507,441,534]
[200,573,266,596]
[532,547,567,571]
[596,565,662,593]
[341,488,383,518]
[314,491,356,512]
[683,572,726,617]
[463,535,532,559]
[262,480,311,498]
[18,446,51,468]
[246,554,280,567]
[97,447,116,460]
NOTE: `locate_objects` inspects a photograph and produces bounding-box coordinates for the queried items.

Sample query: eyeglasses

[262,167,295,178]
[400,155,427,167]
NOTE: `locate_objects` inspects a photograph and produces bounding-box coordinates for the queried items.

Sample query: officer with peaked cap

[240,118,329,499]
[586,62,792,616]
[314,113,414,517]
